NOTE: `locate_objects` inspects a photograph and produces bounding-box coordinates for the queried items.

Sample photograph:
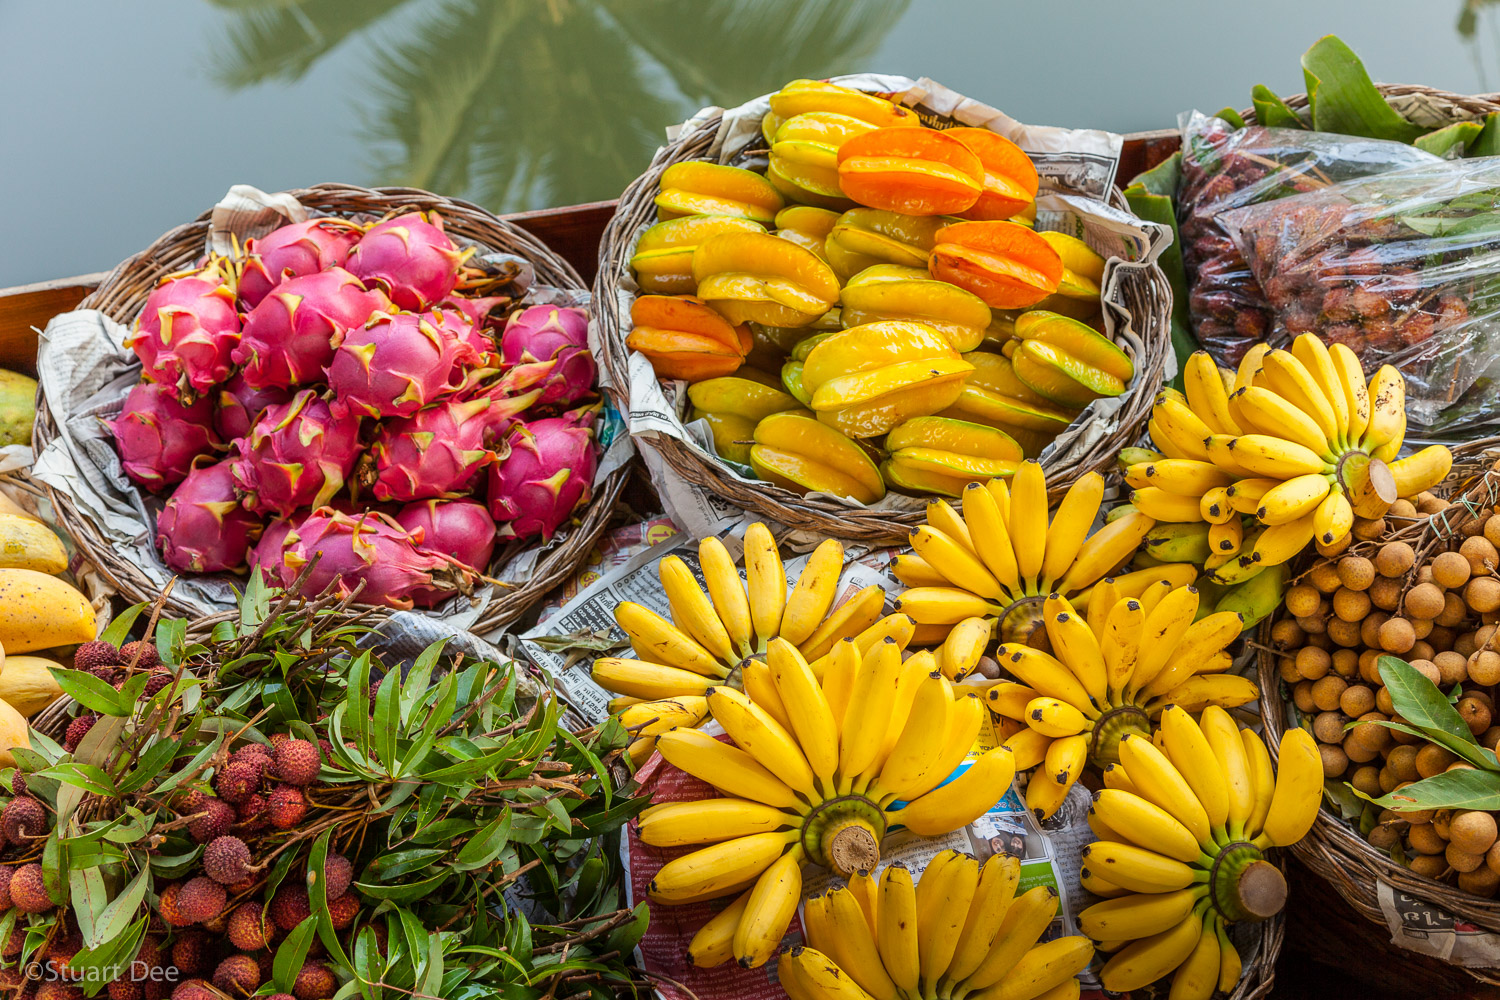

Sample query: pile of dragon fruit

[107,210,600,609]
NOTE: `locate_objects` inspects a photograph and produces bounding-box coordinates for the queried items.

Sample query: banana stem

[1198,851,1218,869]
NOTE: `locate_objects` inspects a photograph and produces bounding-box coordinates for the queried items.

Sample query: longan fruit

[1270,619,1306,649]
[1462,536,1499,576]
[1332,649,1359,678]
[1370,576,1404,610]
[1285,584,1323,617]
[1376,686,1397,716]
[1379,617,1417,654]
[1435,650,1469,686]
[1412,640,1439,662]
[1486,514,1500,549]
[1360,649,1384,683]
[1418,493,1450,515]
[1435,810,1455,839]
[1434,551,1472,589]
[1468,689,1495,711]
[1309,562,1344,594]
[1340,683,1376,718]
[1326,618,1363,648]
[1376,541,1417,577]
[1333,587,1372,622]
[1409,823,1448,854]
[1456,632,1480,658]
[1311,676,1348,712]
[1349,712,1392,752]
[1450,811,1499,855]
[1296,615,1328,636]
[1459,867,1500,897]
[1409,660,1441,685]
[1413,618,1435,641]
[1417,564,1436,586]
[1312,710,1348,743]
[1469,578,1500,615]
[1339,555,1377,591]
[1319,743,1349,777]
[1478,624,1498,649]
[1278,657,1301,684]
[1393,805,1432,826]
[1409,854,1448,879]
[1352,765,1384,798]
[1387,744,1421,783]
[1292,681,1318,714]
[1470,650,1500,685]
[1345,738,1380,763]
[1438,592,1470,628]
[1317,534,1353,559]
[1390,498,1419,519]
[1448,843,1486,873]
[1306,628,1333,650]
[1295,646,1332,681]
[1487,840,1500,878]
[1423,629,1453,654]
[1463,517,1488,538]
[1483,727,1500,752]
[1368,823,1402,850]
[1405,582,1447,621]
[1459,696,1493,736]
[1353,517,1388,542]
[1377,766,1400,793]
[1361,612,1391,649]
[1417,744,1458,778]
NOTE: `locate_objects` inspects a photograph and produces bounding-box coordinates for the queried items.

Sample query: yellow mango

[630,215,766,295]
[0,655,64,717]
[767,79,917,128]
[0,698,30,769]
[0,515,68,575]
[840,265,991,352]
[770,113,878,201]
[750,412,885,504]
[692,232,840,328]
[655,162,784,225]
[883,416,1024,496]
[0,569,95,654]
[824,208,949,281]
[687,377,802,422]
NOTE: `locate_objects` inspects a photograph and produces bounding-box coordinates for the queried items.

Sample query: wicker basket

[32,182,627,633]
[1258,439,1500,981]
[594,85,1173,544]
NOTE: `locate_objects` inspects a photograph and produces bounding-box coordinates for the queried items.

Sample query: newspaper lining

[1378,879,1500,967]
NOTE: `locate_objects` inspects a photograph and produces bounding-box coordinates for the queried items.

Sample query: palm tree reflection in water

[207,0,911,213]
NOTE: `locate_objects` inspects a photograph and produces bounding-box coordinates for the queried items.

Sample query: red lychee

[11,771,27,796]
[227,901,270,951]
[120,640,161,669]
[74,641,121,672]
[171,931,211,975]
[320,854,352,900]
[268,785,308,829]
[2,795,47,845]
[212,954,261,997]
[187,796,236,844]
[143,669,175,697]
[158,882,191,927]
[214,761,261,804]
[170,981,216,1000]
[204,836,252,885]
[0,865,12,909]
[326,892,358,930]
[36,982,84,1000]
[10,862,51,913]
[292,962,336,1000]
[178,876,227,924]
[271,740,320,786]
[64,713,98,753]
[235,793,268,832]
[268,885,310,932]
[106,979,144,1000]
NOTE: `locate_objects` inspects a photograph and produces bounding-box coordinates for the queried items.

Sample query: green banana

[1143,522,1213,564]
[1214,563,1288,630]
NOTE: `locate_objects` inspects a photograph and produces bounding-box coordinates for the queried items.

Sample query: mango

[655,162,783,225]
[771,113,878,202]
[0,370,36,448]
[929,220,1064,310]
[750,412,885,504]
[883,416,1024,496]
[949,127,1039,221]
[767,80,917,129]
[627,295,751,382]
[825,208,949,282]
[688,377,802,422]
[837,127,984,216]
[0,655,64,717]
[630,215,766,295]
[802,321,971,439]
[0,698,29,769]
[840,264,991,352]
[0,569,96,654]
[0,514,67,574]
[692,232,840,328]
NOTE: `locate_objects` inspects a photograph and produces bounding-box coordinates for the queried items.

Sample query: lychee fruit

[10,862,51,913]
[158,882,192,927]
[1,924,20,957]
[0,866,13,909]
[292,962,336,1000]
[170,981,216,1000]
[120,640,161,669]
[268,885,310,932]
[187,796,236,844]
[143,669,175,697]
[37,982,84,1000]
[227,901,270,951]
[134,936,165,974]
[107,978,144,1000]
[11,770,27,796]
[213,954,261,997]
[64,713,98,753]
[317,739,336,766]
[145,978,173,1000]
[178,876,227,924]
[171,931,211,975]
[326,892,359,930]
[45,932,82,976]
[267,996,296,1000]
[227,876,258,896]
[204,836,252,885]
[235,793,268,832]
[271,739,320,786]
[232,743,271,768]
[74,640,121,673]
[2,795,47,845]
[214,761,261,804]
[319,854,352,900]
[268,785,308,829]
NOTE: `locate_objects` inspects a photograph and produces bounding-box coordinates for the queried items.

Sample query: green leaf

[115,739,179,795]
[1212,106,1247,130]
[37,763,117,797]
[420,931,444,998]
[454,811,512,871]
[400,675,457,779]
[99,603,147,648]
[1377,656,1496,768]
[1362,766,1500,811]
[1469,112,1500,157]
[401,639,449,724]
[1251,84,1307,129]
[373,665,400,774]
[70,866,106,945]
[308,830,352,972]
[1301,35,1426,143]
[90,866,149,949]
[365,849,446,881]
[1415,121,1483,158]
[43,832,65,905]
[273,915,320,991]
[52,669,128,717]
[353,872,447,902]
[155,618,188,668]
[605,902,650,956]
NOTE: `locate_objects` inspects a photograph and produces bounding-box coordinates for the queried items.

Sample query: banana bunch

[646,635,1016,968]
[1079,709,1323,999]
[978,587,1254,819]
[891,461,1188,647]
[1140,336,1452,581]
[778,852,1094,1000]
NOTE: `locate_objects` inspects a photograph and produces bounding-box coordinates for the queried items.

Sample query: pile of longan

[1268,491,1500,894]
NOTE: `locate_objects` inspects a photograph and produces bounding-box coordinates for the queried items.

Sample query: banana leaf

[1301,35,1426,143]
[1251,85,1307,129]
[1415,120,1484,157]
[1124,152,1193,382]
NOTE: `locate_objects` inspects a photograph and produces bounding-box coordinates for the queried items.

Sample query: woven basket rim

[1238,82,1500,126]
[592,93,1174,544]
[34,181,625,634]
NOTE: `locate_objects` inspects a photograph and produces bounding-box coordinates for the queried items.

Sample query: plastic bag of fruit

[1219,157,1500,436]
[1178,110,1439,367]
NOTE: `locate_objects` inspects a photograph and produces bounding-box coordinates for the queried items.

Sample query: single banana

[1329,342,1370,444]
[839,639,906,778]
[1362,364,1406,456]
[687,887,753,967]
[743,522,786,645]
[1145,674,1259,715]
[783,945,880,1000]
[1168,914,1219,1000]
[878,863,921,994]
[961,481,1023,594]
[661,555,738,664]
[1100,911,1205,993]
[1207,517,1243,557]
[1200,706,1253,840]
[848,868,881,939]
[1091,789,1202,864]
[592,657,715,700]
[1041,472,1105,587]
[895,587,1004,625]
[891,551,951,589]
[987,477,1012,524]
[699,536,753,659]
[1010,460,1050,585]
[1312,488,1353,548]
[733,849,803,967]
[877,670,958,800]
[928,498,978,554]
[961,886,1059,991]
[615,601,728,677]
[1224,434,1330,479]
[912,525,1006,601]
[799,584,887,662]
[1151,396,1214,463]
[1241,728,1275,840]
[1086,576,1122,641]
[1158,707,1230,834]
[1256,473,1331,526]
[1184,351,1242,435]
[1057,511,1156,594]
[1128,459,1233,495]
[822,887,900,1000]
[1290,333,1348,448]
[1144,522,1214,564]
[1080,841,1197,893]
[994,643,1095,714]
[742,659,794,733]
[618,696,708,731]
[647,832,794,904]
[984,936,1096,1000]
[1131,488,1208,523]
[782,538,846,646]
[1102,597,1144,700]
[767,637,839,787]
[1256,727,1323,849]
[656,728,806,811]
[1079,886,1204,941]
[1080,866,1129,899]
[1043,595,1107,703]
[919,851,979,988]
[1258,349,1339,447]
[1118,734,1212,847]
[1388,445,1453,498]
[1126,587,1199,700]
[892,745,1016,835]
[1103,763,1139,796]
[1233,343,1270,393]
[946,854,1023,985]
[1249,512,1316,567]
[1216,918,1243,993]
[940,616,993,680]
[821,639,861,740]
[1001,726,1051,772]
[1200,486,1234,525]
[639,798,796,847]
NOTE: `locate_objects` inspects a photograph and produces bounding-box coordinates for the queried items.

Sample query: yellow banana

[821,638,860,739]
[892,745,1016,835]
[939,616,992,680]
[1041,472,1105,587]
[661,555,738,665]
[1257,726,1323,849]
[1158,707,1229,834]
[1079,841,1196,893]
[1249,512,1316,566]
[1100,911,1205,993]
[1042,595,1107,703]
[1200,706,1253,840]
[744,522,786,645]
[1139,611,1243,703]
[1080,866,1129,899]
[1388,445,1453,498]
[1079,886,1204,942]
[946,854,1022,985]
[742,659,794,733]
[987,477,1012,524]
[1234,343,1269,393]
[994,643,1094,714]
[1312,488,1353,548]
[895,587,1003,625]
[1151,396,1213,462]
[912,525,1005,601]
[1184,351,1241,435]
[1224,434,1330,479]
[784,945,880,1000]
[1290,333,1348,448]
[1168,915,1219,1000]
[961,481,1022,594]
[1329,342,1370,444]
[1216,919,1243,993]
[618,696,708,731]
[927,498,978,553]
[1085,577,1122,640]
[1103,762,1139,795]
[767,637,839,786]
[614,601,728,678]
[687,888,753,967]
[639,798,796,847]
[878,863,921,994]
[839,639,905,778]
[919,851,979,987]
[1362,364,1406,456]
[848,867,880,939]
[1026,734,1087,821]
[1224,477,1279,515]
[1207,516,1242,556]
[822,887,900,1000]
[1118,734,1211,847]
[699,537,753,659]
[1256,473,1331,526]
[984,680,1037,720]
[1127,459,1233,495]
[1130,488,1207,523]
[592,658,715,700]
[1102,596,1144,700]
[1010,460,1049,585]
[877,670,958,800]
[647,832,794,904]
[981,936,1095,1000]
[1259,350,1339,447]
[811,612,915,678]
[961,886,1058,991]
[1058,511,1156,594]
[1126,586,1199,699]
[1242,728,1275,840]
[891,551,950,589]
[733,849,803,967]
[1032,980,1081,1000]
[1026,697,1089,738]
[781,538,845,646]
[1001,726,1051,772]
[1091,789,1202,864]
[656,728,806,810]
[799,584,887,662]
[1147,674,1259,714]
[707,686,818,798]
[1199,486,1234,524]
[1203,433,1260,480]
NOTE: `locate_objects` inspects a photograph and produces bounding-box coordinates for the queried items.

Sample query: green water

[3,0,1497,285]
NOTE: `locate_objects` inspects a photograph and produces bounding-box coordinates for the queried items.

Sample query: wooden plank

[1117,128,1182,188]
[0,274,106,376]
[502,199,617,285]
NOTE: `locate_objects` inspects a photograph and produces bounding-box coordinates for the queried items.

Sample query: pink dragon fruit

[108,382,221,492]
[498,305,596,409]
[487,407,598,542]
[325,311,482,420]
[345,212,472,311]
[362,388,537,503]
[395,499,496,605]
[213,373,294,440]
[282,508,459,609]
[237,218,365,308]
[438,296,507,353]
[231,268,391,389]
[249,515,297,587]
[156,458,263,573]
[231,390,362,516]
[126,261,241,396]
